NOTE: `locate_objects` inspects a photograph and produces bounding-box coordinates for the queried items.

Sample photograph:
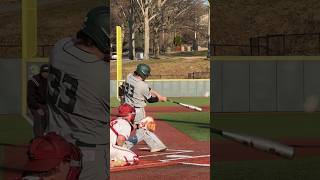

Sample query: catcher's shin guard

[138,128,166,152]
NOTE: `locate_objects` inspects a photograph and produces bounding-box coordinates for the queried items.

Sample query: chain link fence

[212,33,320,56]
[250,33,320,55]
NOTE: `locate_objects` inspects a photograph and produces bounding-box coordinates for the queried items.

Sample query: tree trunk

[144,8,150,60]
[154,27,160,58]
[128,14,135,60]
[193,30,198,51]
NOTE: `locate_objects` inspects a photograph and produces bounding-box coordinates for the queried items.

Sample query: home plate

[166,155,193,158]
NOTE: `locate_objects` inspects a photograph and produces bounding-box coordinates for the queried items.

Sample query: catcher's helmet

[135,64,151,80]
[118,103,136,122]
[25,132,82,180]
[81,5,110,54]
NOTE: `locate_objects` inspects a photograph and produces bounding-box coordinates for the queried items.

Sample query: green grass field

[213,113,320,139]
[213,157,320,180]
[111,97,209,108]
[0,115,32,180]
[0,115,32,144]
[156,112,210,141]
[213,113,320,180]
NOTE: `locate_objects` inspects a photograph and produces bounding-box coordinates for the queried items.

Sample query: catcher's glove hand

[139,116,156,132]
[146,121,156,132]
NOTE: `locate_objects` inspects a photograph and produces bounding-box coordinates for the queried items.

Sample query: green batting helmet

[81,5,110,54]
[135,64,151,79]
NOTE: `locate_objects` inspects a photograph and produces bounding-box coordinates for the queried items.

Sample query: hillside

[110,57,210,80]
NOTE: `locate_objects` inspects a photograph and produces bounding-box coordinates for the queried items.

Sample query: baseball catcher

[110,103,139,167]
[121,64,167,152]
[20,132,82,180]
[47,5,110,180]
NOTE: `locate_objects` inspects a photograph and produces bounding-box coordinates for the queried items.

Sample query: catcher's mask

[25,132,82,180]
[118,103,136,123]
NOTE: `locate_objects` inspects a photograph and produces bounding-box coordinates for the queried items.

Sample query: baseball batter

[110,103,139,167]
[121,64,167,152]
[47,6,110,180]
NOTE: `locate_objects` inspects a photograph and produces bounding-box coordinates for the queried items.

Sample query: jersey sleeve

[142,83,152,100]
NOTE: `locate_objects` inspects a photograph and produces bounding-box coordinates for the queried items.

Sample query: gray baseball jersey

[123,73,152,108]
[47,38,109,145]
[123,74,166,151]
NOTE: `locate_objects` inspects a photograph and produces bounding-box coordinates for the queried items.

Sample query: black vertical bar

[258,38,260,55]
[283,34,286,55]
[275,60,278,111]
[266,35,269,56]
[250,38,253,55]
[318,34,320,55]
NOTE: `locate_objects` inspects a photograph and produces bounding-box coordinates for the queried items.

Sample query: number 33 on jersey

[48,66,78,113]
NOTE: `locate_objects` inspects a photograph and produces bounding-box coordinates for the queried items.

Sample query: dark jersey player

[47,5,110,180]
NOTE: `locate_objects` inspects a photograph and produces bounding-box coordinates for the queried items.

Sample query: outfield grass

[156,112,210,141]
[111,97,209,108]
[212,113,320,139]
[0,115,32,144]
[213,113,320,180]
[0,115,32,180]
[213,156,320,180]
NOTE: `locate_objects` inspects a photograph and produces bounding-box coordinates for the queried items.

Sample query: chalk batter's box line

[110,160,178,172]
[180,162,210,167]
[111,150,210,172]
[159,154,210,162]
[111,155,211,172]
[138,148,194,158]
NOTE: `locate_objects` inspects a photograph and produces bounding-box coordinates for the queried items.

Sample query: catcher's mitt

[139,116,156,132]
[146,121,156,132]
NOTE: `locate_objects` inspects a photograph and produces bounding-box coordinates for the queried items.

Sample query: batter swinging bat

[167,99,202,112]
[212,128,294,159]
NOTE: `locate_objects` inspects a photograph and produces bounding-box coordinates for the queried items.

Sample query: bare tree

[113,0,209,59]
[112,0,143,60]
[150,0,196,58]
[134,0,169,60]
[176,0,209,51]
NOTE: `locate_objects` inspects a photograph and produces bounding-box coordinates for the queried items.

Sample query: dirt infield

[2,145,28,180]
[110,121,210,180]
[110,105,210,179]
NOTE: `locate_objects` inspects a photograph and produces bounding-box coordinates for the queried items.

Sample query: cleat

[150,146,167,153]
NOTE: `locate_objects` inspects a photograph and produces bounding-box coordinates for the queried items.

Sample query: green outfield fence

[212,56,320,112]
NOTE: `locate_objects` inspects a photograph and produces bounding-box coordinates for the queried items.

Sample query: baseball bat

[212,128,294,159]
[167,99,202,112]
